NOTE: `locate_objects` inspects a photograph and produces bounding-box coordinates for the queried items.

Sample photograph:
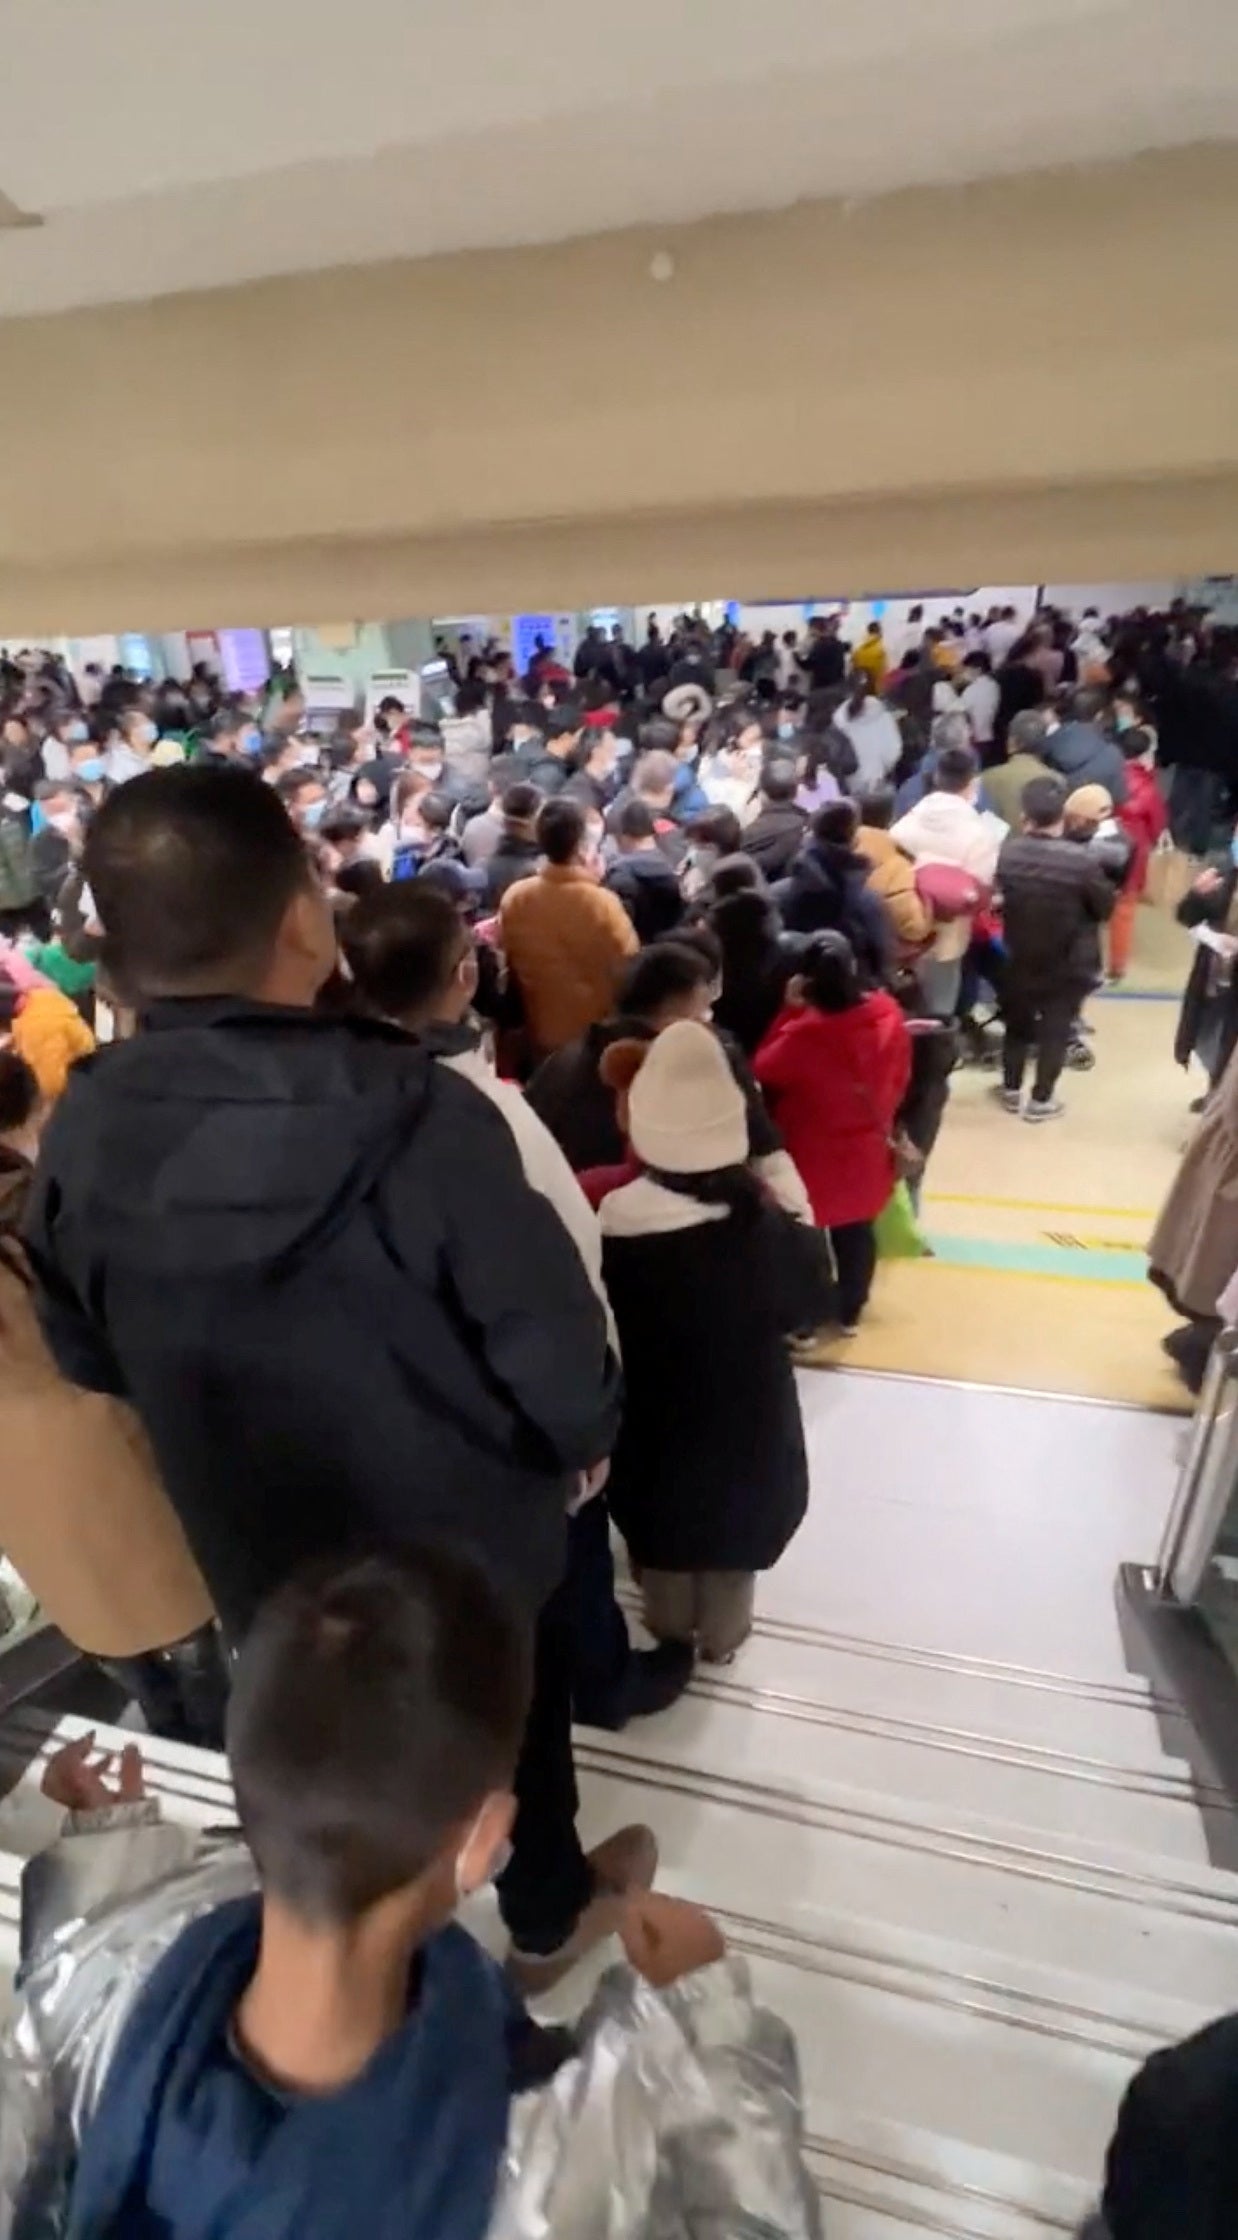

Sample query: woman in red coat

[754,932,911,1330]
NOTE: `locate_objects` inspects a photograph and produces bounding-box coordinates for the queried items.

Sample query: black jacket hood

[44,1000,436,1278]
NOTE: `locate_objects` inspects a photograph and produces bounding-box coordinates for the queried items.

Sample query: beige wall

[1,143,1236,630]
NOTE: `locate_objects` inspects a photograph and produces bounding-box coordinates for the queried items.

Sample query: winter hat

[1064,783,1113,824]
[662,683,714,725]
[626,1020,747,1175]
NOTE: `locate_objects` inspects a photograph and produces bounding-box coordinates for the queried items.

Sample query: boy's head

[1021,774,1068,833]
[228,1550,530,1932]
[1118,723,1155,764]
[617,938,716,1028]
[759,758,799,807]
[933,743,980,797]
[537,796,586,867]
[611,797,658,854]
[81,765,337,1007]
[857,785,895,832]
[343,881,477,1029]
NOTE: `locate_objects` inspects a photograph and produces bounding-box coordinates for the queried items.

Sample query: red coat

[754,991,912,1227]
[1115,760,1168,893]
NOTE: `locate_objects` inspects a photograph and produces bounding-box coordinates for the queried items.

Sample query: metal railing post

[1156,1328,1238,1604]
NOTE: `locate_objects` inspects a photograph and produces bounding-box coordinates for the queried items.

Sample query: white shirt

[960,672,1000,744]
[983,621,1020,667]
[832,699,903,793]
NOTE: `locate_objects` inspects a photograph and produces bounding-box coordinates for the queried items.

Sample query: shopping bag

[1143,837,1195,914]
[874,1182,928,1260]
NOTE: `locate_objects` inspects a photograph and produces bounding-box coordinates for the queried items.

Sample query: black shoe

[614,1641,695,1725]
[1189,1095,1207,1115]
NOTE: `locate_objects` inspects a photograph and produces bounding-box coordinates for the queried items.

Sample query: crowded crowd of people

[0,597,1236,2234]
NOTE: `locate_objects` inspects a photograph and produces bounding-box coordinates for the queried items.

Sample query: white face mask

[132,718,157,750]
[413,758,444,784]
[46,809,78,836]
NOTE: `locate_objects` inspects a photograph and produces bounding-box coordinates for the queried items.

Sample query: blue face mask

[1230,834,1238,870]
[76,756,104,784]
[777,720,796,740]
[301,797,328,830]
[1114,711,1136,732]
[240,727,262,757]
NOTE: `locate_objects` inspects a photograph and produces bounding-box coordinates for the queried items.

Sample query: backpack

[913,860,985,924]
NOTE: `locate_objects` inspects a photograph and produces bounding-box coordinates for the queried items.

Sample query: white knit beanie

[626,1020,748,1175]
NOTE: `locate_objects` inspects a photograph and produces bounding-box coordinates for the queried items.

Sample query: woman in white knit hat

[599,1020,834,1661]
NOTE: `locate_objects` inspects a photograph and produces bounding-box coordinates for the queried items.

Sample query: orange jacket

[500,864,638,1051]
[11,986,95,1100]
[853,825,932,955]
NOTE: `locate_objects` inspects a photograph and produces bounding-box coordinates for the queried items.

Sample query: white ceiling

[0,0,1235,316]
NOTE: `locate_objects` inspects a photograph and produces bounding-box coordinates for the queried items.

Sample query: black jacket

[22,1001,620,1637]
[484,828,541,906]
[996,831,1115,989]
[775,840,893,978]
[1174,866,1238,1072]
[604,852,685,944]
[709,890,795,1056]
[526,1018,783,1174]
[740,802,808,882]
[601,1190,831,1572]
[1097,2008,1238,2239]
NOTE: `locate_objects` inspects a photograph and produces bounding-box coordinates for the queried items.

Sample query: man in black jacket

[740,759,809,882]
[995,774,1115,1121]
[22,766,639,1983]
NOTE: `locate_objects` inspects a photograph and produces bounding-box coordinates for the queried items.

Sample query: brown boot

[506,1824,657,1994]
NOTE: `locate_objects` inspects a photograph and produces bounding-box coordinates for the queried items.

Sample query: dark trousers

[496,1570,594,1955]
[1002,982,1081,1103]
[828,1220,878,1324]
[101,1622,231,1751]
[563,1495,634,1728]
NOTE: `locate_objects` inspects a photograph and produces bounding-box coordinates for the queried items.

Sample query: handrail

[1156,1326,1238,1604]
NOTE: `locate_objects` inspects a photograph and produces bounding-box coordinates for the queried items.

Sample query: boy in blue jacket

[1,1548,819,2240]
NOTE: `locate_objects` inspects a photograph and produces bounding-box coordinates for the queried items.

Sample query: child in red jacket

[1110,725,1167,982]
[754,932,911,1331]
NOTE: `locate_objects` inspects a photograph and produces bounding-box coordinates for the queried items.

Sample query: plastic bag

[874,1181,928,1260]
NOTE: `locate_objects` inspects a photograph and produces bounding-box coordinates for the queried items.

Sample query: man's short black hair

[638,716,681,758]
[858,786,895,830]
[501,781,541,823]
[935,744,979,794]
[546,706,585,745]
[276,767,324,804]
[612,797,656,842]
[228,1550,531,1925]
[617,939,715,1018]
[1022,775,1068,829]
[0,1049,39,1133]
[343,881,466,1019]
[81,765,313,1000]
[814,799,860,846]
[319,806,367,847]
[537,796,585,866]
[760,758,799,806]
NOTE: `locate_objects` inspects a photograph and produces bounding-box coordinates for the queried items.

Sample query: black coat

[604,852,685,943]
[23,1001,620,1637]
[601,1189,831,1571]
[1174,866,1238,1072]
[485,828,541,906]
[740,802,809,882]
[526,1018,784,1172]
[709,890,795,1056]
[1098,2008,1238,2239]
[996,831,1115,992]
[776,840,893,978]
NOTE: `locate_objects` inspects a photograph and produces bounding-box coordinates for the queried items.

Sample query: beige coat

[1148,1050,1238,1320]
[0,1155,214,1657]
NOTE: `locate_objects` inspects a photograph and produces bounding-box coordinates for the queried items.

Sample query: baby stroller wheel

[1065,1038,1096,1071]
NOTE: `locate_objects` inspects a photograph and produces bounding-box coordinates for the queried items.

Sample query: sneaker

[507,1824,658,1993]
[1024,1096,1064,1123]
[838,1322,860,1338]
[994,1086,1022,1114]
